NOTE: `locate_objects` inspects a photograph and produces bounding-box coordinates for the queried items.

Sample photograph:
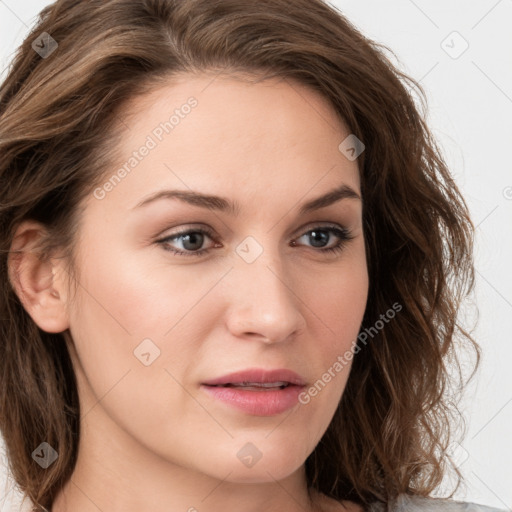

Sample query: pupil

[310,230,328,248]
[183,232,203,251]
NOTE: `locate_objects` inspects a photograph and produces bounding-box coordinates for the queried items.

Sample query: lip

[200,367,307,416]
[201,368,307,387]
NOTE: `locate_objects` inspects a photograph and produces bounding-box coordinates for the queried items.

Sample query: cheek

[310,247,368,348]
[66,251,208,444]
[72,236,220,341]
[66,244,208,399]
[293,251,368,412]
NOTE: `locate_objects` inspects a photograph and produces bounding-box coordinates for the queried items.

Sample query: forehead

[87,73,361,217]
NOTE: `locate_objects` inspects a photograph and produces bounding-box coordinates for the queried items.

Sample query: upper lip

[201,368,306,386]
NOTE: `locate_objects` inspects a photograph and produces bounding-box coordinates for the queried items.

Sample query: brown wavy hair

[0,0,479,510]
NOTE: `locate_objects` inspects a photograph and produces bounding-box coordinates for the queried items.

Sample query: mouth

[200,368,307,416]
[204,381,292,391]
[201,367,307,387]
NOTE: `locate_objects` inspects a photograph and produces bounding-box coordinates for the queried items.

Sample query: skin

[9,74,368,512]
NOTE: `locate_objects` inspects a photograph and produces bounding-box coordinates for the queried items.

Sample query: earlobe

[7,220,70,333]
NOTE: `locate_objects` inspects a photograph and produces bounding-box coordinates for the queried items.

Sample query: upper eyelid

[159,221,350,239]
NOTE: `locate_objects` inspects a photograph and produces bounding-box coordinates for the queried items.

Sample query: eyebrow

[132,183,361,215]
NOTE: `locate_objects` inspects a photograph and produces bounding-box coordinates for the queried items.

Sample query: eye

[156,224,354,257]
[156,226,218,257]
[291,224,355,255]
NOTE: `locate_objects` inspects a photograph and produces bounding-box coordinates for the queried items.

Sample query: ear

[7,220,71,333]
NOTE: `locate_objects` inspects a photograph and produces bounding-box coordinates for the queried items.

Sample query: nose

[224,245,307,344]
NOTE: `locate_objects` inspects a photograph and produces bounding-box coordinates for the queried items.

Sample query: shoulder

[367,494,510,512]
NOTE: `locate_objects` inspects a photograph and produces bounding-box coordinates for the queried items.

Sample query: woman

[0,1,505,511]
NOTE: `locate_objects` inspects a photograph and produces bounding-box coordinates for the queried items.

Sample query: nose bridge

[225,234,306,342]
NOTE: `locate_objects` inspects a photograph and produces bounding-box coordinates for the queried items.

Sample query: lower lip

[200,384,304,416]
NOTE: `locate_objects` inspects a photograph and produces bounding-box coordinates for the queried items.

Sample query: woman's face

[61,74,368,485]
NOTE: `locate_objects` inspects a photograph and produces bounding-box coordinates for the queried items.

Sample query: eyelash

[156,224,355,258]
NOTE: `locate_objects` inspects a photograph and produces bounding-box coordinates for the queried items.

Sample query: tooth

[228,381,289,388]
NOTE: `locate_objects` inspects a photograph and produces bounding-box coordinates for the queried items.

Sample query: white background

[0,0,511,511]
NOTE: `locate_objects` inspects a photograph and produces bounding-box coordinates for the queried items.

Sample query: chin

[220,462,302,484]
[198,441,309,483]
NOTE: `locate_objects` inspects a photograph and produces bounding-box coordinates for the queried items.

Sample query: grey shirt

[367,494,510,512]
